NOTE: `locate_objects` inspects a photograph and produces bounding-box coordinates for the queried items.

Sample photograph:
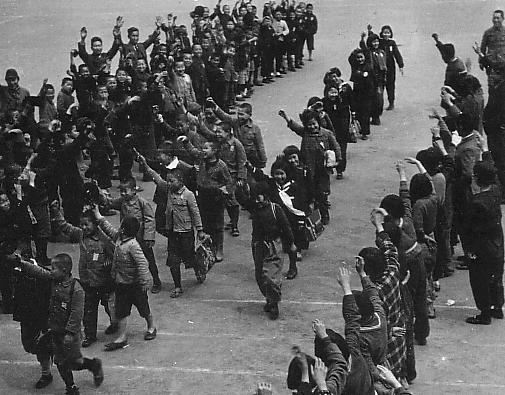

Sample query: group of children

[1,3,505,394]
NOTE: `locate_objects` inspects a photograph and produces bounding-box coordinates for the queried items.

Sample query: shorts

[20,321,50,356]
[53,332,82,366]
[115,283,151,319]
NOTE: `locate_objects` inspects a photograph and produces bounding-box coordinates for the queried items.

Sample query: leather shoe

[466,314,491,325]
[35,374,53,389]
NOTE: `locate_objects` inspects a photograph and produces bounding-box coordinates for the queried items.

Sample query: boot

[386,101,395,111]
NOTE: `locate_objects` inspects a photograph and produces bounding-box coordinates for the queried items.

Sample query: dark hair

[238,102,252,114]
[78,64,89,72]
[494,9,504,18]
[91,36,102,45]
[250,181,270,200]
[81,209,98,225]
[380,25,393,38]
[270,157,288,176]
[52,253,73,273]
[61,77,73,86]
[166,168,185,183]
[283,145,301,158]
[307,96,322,108]
[300,109,319,127]
[127,27,139,36]
[121,215,140,237]
[409,173,433,201]
[474,160,497,186]
[44,84,55,91]
[352,290,374,319]
[120,176,137,189]
[359,247,385,282]
[366,33,380,48]
[416,148,442,175]
[287,353,315,390]
[380,194,405,219]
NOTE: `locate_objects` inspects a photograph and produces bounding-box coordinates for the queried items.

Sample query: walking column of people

[0,2,504,395]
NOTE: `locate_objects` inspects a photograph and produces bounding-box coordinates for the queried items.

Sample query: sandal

[170,288,184,298]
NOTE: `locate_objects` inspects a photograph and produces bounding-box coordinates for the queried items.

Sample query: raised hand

[312,319,326,339]
[311,357,328,389]
[355,256,365,276]
[80,27,88,40]
[115,16,124,29]
[155,16,163,28]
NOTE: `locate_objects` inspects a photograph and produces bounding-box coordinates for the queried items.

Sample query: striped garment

[374,232,407,378]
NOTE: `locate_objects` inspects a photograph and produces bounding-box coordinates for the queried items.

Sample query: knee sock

[38,354,51,375]
[170,265,182,289]
[57,364,74,388]
[288,251,297,272]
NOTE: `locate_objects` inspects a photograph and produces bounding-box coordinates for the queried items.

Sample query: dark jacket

[464,186,504,263]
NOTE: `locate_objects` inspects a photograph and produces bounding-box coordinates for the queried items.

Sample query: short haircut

[78,64,89,73]
[416,148,442,175]
[91,36,102,45]
[238,102,252,114]
[120,176,136,189]
[494,10,504,18]
[352,290,374,318]
[121,215,140,237]
[220,122,233,133]
[44,84,55,91]
[166,169,185,183]
[359,247,385,283]
[61,77,73,86]
[81,209,98,225]
[380,194,405,219]
[127,27,139,36]
[299,109,319,126]
[474,160,497,186]
[52,253,73,273]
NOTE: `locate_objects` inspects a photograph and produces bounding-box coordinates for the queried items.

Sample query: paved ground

[1,0,505,394]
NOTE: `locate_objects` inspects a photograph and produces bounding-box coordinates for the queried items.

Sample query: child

[375,25,404,110]
[50,203,117,347]
[57,77,75,121]
[93,208,157,350]
[179,138,232,262]
[14,253,104,395]
[222,44,238,111]
[279,108,341,225]
[252,157,310,279]
[138,156,207,298]
[348,48,375,139]
[169,58,197,105]
[303,4,318,61]
[322,81,353,179]
[105,177,162,293]
[360,30,387,125]
[239,182,296,320]
[34,79,57,123]
[206,53,227,109]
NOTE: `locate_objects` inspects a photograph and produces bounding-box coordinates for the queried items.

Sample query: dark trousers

[314,171,330,221]
[487,131,505,198]
[198,195,225,254]
[139,240,161,286]
[355,97,372,135]
[406,248,430,341]
[252,241,283,303]
[83,285,113,339]
[434,223,451,280]
[261,48,274,78]
[371,85,385,119]
[167,231,196,289]
[0,257,13,313]
[20,320,51,362]
[295,35,305,64]
[336,140,348,173]
[469,258,505,315]
[61,192,84,227]
[386,68,396,104]
[274,39,285,72]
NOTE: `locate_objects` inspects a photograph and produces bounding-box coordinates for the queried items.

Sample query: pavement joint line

[2,360,505,388]
[197,298,477,310]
